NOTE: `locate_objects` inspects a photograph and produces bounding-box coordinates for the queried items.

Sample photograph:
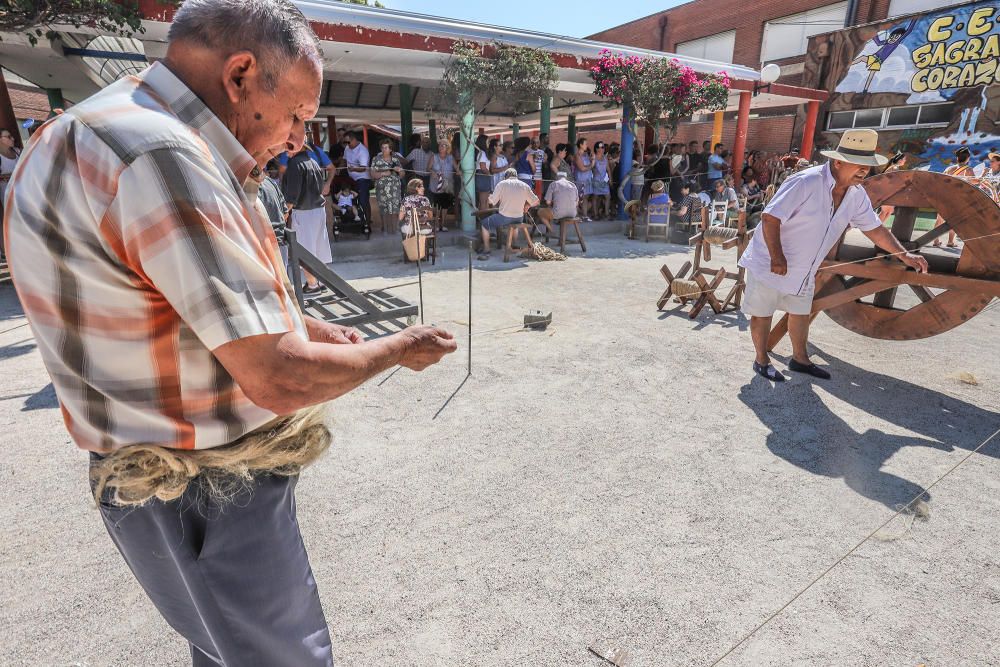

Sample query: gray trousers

[93,458,333,666]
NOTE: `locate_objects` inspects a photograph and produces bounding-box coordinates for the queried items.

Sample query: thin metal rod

[468,246,472,375]
[416,242,424,325]
[363,280,421,293]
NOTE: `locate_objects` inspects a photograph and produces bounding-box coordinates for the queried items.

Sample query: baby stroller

[331,191,371,241]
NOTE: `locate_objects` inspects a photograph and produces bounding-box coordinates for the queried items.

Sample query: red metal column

[0,69,22,150]
[731,91,752,185]
[800,100,821,161]
[310,122,321,146]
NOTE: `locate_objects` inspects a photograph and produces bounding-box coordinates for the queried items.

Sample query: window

[827,103,953,130]
[676,30,736,64]
[888,0,967,19]
[828,111,854,130]
[853,109,885,128]
[886,107,919,127]
[918,104,952,125]
[761,2,849,61]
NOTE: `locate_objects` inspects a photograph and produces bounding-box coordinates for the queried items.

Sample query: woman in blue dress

[573,137,594,220]
[591,141,612,219]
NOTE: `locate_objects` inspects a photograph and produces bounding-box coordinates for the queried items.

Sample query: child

[336,183,359,221]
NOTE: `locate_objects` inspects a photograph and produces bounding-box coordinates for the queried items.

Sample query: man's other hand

[770,255,788,276]
[400,326,457,371]
[900,252,929,273]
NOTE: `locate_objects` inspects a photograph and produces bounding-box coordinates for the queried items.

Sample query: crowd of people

[255,127,826,247]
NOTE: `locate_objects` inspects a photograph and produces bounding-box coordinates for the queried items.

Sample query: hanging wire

[706,424,1000,666]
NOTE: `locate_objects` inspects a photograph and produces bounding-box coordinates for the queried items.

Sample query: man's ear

[221,51,258,105]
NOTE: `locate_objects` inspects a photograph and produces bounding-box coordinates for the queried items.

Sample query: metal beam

[62,47,147,62]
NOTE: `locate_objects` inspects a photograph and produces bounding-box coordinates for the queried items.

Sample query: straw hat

[651,180,666,193]
[820,129,887,167]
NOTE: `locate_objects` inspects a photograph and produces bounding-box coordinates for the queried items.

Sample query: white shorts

[289,207,333,264]
[742,270,814,317]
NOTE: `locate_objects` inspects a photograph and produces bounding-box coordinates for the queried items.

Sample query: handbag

[402,207,427,262]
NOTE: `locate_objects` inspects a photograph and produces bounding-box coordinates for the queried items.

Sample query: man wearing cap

[739,129,928,382]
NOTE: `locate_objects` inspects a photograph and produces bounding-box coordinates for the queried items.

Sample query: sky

[385,1,688,39]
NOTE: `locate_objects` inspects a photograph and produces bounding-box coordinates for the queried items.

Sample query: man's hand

[399,326,457,371]
[899,252,929,273]
[770,254,788,276]
[306,317,364,345]
[864,226,930,274]
[324,324,364,345]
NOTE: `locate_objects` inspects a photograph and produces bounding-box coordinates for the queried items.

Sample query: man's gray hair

[168,0,323,90]
[504,167,518,179]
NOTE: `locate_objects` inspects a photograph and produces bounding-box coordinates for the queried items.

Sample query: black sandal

[753,361,786,382]
[788,359,831,380]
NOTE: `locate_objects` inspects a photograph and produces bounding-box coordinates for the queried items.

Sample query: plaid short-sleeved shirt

[4,62,308,453]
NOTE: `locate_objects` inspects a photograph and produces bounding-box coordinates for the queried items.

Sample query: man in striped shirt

[4,0,455,663]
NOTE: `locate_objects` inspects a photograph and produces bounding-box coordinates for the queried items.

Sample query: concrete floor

[1,234,998,666]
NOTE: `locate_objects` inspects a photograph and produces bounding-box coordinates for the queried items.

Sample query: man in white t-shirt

[344,130,371,220]
[738,129,928,382]
[545,172,579,221]
[479,168,538,260]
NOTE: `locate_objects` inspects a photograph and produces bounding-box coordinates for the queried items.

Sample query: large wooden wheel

[769,170,1000,347]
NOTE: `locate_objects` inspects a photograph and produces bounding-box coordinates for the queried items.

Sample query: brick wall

[670,115,798,156]
[589,0,892,72]
[588,0,900,163]
[546,127,621,149]
[540,115,796,157]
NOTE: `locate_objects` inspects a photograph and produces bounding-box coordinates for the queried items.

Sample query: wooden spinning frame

[769,170,1000,348]
[658,211,749,319]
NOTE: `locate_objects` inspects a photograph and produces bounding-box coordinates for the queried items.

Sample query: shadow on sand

[739,346,1000,513]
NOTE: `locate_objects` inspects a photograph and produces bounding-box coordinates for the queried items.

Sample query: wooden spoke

[908,284,934,303]
[910,221,952,249]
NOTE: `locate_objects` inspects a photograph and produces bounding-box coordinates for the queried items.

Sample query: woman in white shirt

[429,140,456,231]
[1,128,21,259]
[490,140,512,192]
[474,134,491,212]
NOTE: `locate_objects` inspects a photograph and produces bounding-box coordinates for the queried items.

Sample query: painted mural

[836,4,1000,104]
[804,1,1000,172]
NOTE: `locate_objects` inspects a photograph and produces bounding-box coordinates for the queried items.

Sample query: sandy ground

[1,234,999,667]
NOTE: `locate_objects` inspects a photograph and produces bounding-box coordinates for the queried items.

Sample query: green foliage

[1,1,152,46]
[430,40,559,121]
[3,0,383,47]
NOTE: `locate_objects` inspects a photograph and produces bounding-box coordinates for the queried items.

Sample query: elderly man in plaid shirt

[3,0,455,664]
